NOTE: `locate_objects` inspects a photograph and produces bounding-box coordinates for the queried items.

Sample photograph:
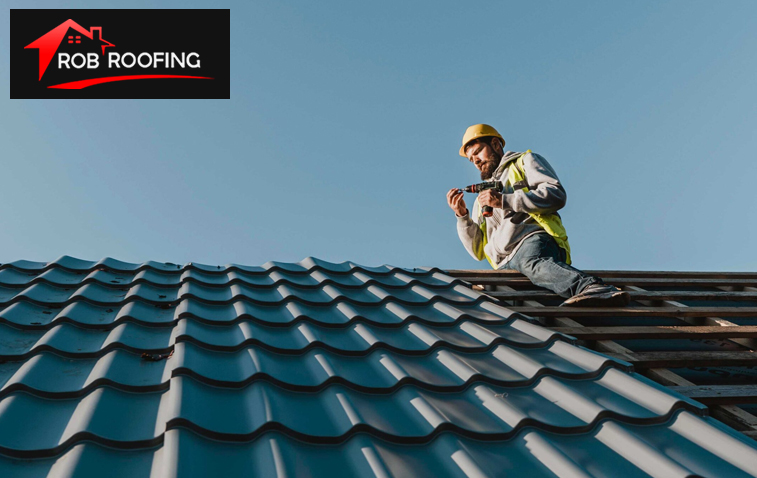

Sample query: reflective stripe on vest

[473,150,572,269]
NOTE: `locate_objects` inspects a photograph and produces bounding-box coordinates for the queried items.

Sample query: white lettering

[153,52,165,68]
[86,53,99,69]
[103,52,203,69]
[170,52,185,68]
[70,53,86,69]
[137,52,152,68]
[58,53,71,69]
[108,52,120,68]
[121,52,136,68]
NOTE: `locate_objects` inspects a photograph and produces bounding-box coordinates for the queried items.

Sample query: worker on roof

[447,124,630,307]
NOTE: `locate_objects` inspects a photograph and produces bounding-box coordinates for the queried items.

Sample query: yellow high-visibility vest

[472,150,572,269]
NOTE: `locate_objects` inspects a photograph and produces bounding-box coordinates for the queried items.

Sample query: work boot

[559,284,630,307]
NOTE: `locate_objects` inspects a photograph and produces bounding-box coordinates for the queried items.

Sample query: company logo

[12,9,229,99]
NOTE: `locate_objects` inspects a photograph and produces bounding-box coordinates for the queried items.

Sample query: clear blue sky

[2,1,756,271]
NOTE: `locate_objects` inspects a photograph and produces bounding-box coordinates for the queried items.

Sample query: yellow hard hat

[459,124,505,157]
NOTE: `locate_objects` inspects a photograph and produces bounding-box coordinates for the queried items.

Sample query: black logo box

[11,9,230,99]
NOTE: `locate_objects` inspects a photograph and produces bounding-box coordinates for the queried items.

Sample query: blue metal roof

[0,256,756,477]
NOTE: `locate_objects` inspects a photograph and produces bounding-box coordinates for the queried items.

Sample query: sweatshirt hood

[487,151,523,180]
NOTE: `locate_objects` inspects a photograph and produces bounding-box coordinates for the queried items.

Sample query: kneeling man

[447,124,629,307]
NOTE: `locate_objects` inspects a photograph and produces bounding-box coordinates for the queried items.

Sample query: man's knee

[518,255,549,280]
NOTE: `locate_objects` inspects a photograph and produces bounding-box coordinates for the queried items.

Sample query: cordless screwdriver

[461,180,503,217]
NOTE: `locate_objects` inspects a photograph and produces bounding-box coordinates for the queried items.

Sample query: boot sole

[560,291,630,307]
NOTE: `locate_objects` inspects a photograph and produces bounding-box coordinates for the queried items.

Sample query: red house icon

[24,19,115,80]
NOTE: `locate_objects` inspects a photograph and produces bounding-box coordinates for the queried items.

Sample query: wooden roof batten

[445,269,757,440]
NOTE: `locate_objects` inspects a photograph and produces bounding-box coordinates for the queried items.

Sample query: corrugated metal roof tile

[0,372,705,451]
[2,421,756,477]
[0,257,755,477]
[0,318,564,359]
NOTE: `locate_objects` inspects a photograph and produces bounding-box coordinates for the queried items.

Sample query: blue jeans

[498,233,603,298]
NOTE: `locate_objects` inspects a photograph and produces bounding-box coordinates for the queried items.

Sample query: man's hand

[478,189,503,209]
[446,188,468,217]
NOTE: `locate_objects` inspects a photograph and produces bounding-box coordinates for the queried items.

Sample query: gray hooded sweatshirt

[456,150,567,268]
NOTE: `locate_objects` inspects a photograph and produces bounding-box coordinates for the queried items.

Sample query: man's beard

[479,157,499,180]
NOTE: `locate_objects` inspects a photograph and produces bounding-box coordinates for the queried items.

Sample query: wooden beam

[488,290,757,302]
[625,284,757,431]
[549,325,757,340]
[508,306,757,318]
[459,277,757,287]
[608,351,757,368]
[447,269,757,279]
[643,368,757,433]
[627,285,757,351]
[669,385,757,405]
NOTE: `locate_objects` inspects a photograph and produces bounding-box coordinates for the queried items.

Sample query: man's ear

[491,138,503,155]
